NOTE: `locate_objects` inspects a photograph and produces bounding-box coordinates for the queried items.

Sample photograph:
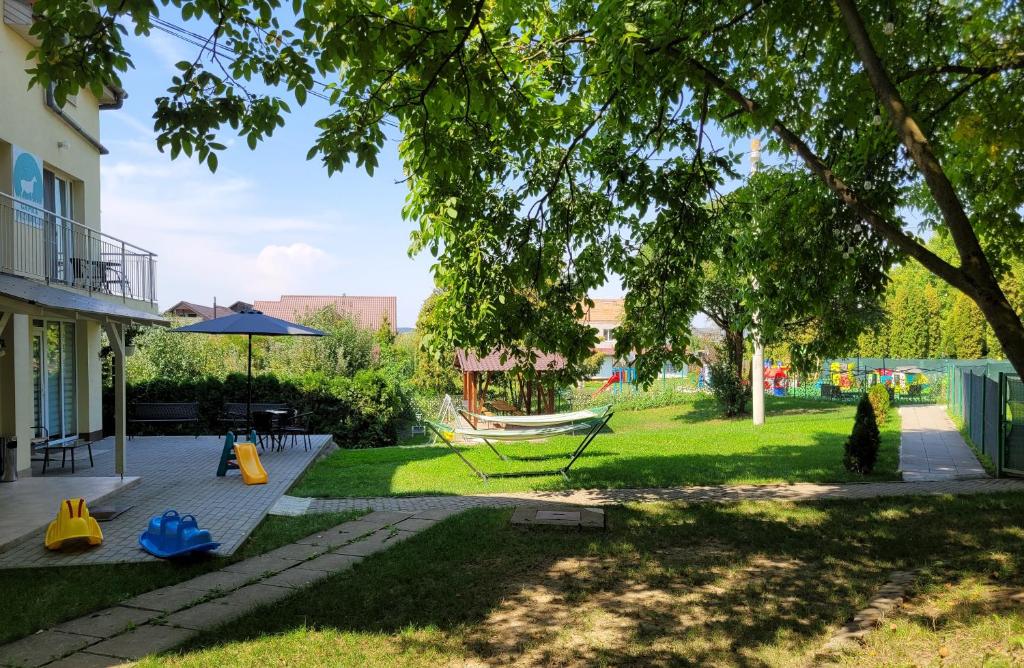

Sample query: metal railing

[0,191,157,304]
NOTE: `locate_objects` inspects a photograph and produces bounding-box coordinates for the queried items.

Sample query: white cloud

[100,140,349,307]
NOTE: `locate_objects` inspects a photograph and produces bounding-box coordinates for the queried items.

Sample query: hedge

[103,370,414,448]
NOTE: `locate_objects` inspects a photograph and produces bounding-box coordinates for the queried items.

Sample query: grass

[141,492,1024,667]
[293,396,901,497]
[0,510,366,645]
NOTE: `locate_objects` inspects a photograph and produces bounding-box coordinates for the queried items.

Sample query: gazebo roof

[455,348,568,373]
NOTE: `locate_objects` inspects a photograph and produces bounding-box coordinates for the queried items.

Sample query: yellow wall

[0,2,104,230]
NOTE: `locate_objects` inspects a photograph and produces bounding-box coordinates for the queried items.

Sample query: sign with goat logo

[12,146,44,221]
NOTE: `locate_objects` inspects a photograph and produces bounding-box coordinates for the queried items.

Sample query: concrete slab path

[0,509,451,668]
[899,405,987,481]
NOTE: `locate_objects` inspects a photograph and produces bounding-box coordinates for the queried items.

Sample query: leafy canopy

[28,0,1024,378]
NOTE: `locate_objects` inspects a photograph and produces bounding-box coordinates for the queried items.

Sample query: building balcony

[0,192,157,306]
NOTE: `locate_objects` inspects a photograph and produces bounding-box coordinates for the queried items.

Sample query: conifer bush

[867,383,891,422]
[844,394,881,474]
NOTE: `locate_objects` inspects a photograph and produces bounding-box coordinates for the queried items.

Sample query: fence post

[120,240,127,301]
[997,372,1005,478]
[980,369,986,453]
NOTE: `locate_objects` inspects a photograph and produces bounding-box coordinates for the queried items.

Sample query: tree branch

[833,0,992,284]
[686,58,972,296]
[897,55,1024,82]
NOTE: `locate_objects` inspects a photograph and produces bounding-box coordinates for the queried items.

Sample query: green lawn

[0,511,365,645]
[293,396,900,497]
[143,493,1024,667]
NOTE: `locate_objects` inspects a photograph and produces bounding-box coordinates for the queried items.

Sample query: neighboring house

[580,298,711,378]
[0,0,163,476]
[253,295,397,333]
[164,300,251,321]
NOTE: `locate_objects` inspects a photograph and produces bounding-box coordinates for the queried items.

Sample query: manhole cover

[511,506,605,529]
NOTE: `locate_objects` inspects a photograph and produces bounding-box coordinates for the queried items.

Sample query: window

[602,328,615,341]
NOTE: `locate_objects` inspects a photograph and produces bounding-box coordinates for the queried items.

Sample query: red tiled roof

[252,295,398,333]
[580,298,624,324]
[164,301,233,321]
[455,348,568,373]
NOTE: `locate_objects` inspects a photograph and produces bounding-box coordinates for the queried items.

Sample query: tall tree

[27,0,1024,378]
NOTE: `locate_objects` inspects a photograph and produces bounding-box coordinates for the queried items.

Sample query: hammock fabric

[459,404,610,428]
[424,412,613,481]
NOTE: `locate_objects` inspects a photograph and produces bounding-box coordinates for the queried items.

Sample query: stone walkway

[0,435,332,568]
[0,509,454,668]
[899,404,987,481]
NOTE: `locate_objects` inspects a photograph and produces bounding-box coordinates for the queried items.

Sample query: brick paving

[899,405,987,481]
[0,510,433,668]
[0,435,331,568]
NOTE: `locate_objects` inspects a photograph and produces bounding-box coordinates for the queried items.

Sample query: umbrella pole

[247,334,253,432]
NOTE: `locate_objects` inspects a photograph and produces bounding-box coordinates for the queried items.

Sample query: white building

[0,0,163,477]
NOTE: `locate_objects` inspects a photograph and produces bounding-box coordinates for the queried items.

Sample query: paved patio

[0,476,140,552]
[0,434,331,568]
[899,404,987,481]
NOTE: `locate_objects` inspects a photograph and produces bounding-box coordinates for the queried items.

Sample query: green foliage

[411,292,461,395]
[581,352,606,379]
[867,383,891,423]
[115,370,412,447]
[844,395,881,474]
[32,0,1024,378]
[707,342,747,417]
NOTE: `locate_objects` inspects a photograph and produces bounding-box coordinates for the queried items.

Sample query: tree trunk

[725,328,745,385]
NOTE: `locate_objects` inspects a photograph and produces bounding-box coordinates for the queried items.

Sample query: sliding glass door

[32,321,77,443]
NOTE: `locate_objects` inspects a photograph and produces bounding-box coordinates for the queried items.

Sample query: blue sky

[98,30,747,327]
[99,31,453,327]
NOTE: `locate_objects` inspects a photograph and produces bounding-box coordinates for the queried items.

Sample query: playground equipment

[763,362,789,397]
[45,498,103,550]
[139,510,220,558]
[217,431,268,484]
[594,367,636,396]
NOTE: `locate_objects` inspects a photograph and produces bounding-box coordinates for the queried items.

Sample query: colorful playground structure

[217,431,269,485]
[45,498,103,551]
[594,366,637,396]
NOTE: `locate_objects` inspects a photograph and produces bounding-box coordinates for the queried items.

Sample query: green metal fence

[945,360,1020,477]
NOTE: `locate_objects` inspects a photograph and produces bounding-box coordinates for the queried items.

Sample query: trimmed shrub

[106,370,413,448]
[844,394,881,474]
[867,383,891,422]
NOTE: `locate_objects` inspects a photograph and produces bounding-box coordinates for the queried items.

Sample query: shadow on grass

[168,493,1024,667]
[671,395,851,424]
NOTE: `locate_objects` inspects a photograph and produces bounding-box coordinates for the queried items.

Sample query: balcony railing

[0,192,157,305]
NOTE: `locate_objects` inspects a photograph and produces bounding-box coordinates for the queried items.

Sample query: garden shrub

[844,394,880,474]
[106,370,413,448]
[867,383,890,422]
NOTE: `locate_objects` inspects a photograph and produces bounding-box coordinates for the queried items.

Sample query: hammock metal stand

[425,412,613,482]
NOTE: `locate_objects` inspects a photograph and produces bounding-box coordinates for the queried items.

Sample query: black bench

[129,402,200,439]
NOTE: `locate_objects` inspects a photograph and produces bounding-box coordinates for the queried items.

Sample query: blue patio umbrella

[172,310,325,426]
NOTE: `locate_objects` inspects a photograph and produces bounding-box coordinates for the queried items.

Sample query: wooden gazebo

[455,348,568,417]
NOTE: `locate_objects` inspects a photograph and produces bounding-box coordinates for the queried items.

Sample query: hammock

[424,412,613,481]
[459,404,610,428]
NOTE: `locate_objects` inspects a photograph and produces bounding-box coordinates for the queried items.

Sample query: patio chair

[279,410,313,451]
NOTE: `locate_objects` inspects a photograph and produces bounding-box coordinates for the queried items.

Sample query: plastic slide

[45,498,103,550]
[233,441,268,485]
[593,371,622,396]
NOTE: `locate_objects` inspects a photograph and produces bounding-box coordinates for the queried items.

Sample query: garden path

[898,404,987,481]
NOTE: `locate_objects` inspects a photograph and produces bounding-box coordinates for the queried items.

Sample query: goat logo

[18,176,37,198]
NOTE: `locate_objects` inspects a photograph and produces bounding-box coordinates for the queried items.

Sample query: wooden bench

[128,402,200,438]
